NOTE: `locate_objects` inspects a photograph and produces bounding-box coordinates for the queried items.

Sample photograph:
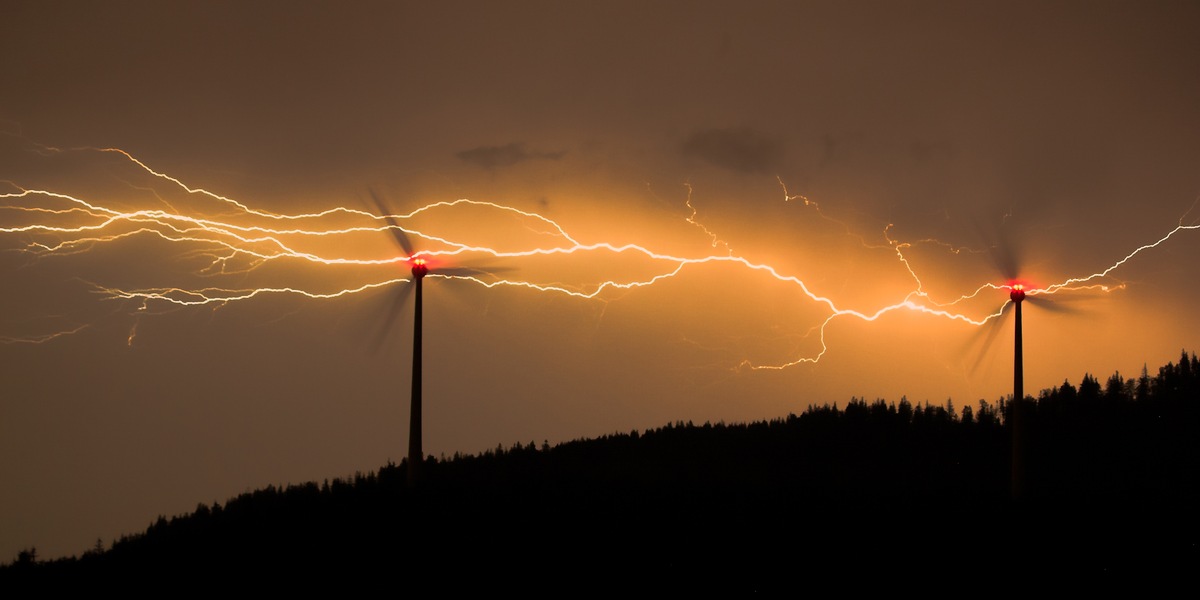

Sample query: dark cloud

[680,128,783,173]
[456,143,566,169]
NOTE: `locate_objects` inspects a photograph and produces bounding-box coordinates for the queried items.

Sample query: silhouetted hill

[5,352,1197,590]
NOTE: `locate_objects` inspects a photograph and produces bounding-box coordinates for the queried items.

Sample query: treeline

[4,352,1197,587]
[1023,351,1199,503]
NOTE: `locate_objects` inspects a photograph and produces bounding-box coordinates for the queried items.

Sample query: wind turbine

[968,221,1073,397]
[368,190,505,487]
[968,223,1074,500]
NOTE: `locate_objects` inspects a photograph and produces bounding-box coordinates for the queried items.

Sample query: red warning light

[1009,282,1026,302]
[410,256,429,278]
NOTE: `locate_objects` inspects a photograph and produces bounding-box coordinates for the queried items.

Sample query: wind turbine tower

[1011,283,1025,402]
[408,257,428,487]
[1010,282,1026,500]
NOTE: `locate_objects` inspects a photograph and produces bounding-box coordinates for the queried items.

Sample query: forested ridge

[4,352,1197,588]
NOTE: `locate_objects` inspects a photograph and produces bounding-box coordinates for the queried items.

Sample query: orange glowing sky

[2,0,1199,560]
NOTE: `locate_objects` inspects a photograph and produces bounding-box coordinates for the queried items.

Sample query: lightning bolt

[682,183,732,254]
[2,139,1196,375]
[0,325,90,345]
[1035,221,1200,296]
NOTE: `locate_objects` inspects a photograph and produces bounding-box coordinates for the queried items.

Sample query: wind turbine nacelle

[1009,283,1026,303]
[411,258,429,279]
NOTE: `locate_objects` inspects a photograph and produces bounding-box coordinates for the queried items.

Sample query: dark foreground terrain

[4,353,1197,590]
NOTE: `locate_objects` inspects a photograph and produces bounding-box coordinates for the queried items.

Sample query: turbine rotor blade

[972,217,1022,280]
[1026,295,1083,316]
[368,188,415,257]
[965,301,1012,376]
[433,265,515,279]
[371,280,415,354]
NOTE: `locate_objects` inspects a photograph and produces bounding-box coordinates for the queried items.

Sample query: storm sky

[3,0,1199,559]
